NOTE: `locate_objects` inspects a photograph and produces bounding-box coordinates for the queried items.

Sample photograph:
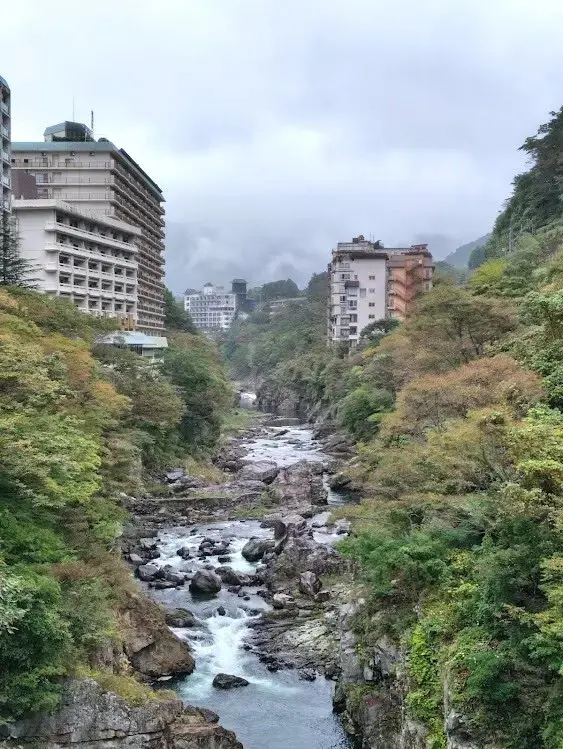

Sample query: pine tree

[0,213,36,287]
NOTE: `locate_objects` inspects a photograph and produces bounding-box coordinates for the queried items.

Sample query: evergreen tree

[163,287,197,333]
[0,214,36,287]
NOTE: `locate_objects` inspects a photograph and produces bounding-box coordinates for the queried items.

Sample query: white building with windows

[1,75,11,218]
[13,199,140,327]
[328,236,388,346]
[184,283,237,330]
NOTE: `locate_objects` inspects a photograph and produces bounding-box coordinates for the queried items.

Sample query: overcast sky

[5,0,563,292]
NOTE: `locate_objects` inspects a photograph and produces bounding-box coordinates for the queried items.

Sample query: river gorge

[127,414,355,749]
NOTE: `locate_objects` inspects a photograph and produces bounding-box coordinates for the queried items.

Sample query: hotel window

[369,288,375,293]
[369,302,375,307]
[368,275,375,280]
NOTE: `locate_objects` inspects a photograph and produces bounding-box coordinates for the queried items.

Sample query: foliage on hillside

[220,106,563,747]
[469,107,563,269]
[0,289,232,724]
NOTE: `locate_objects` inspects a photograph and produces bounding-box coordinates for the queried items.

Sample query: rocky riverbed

[122,416,357,749]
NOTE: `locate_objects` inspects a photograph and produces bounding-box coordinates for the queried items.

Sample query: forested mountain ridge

[221,107,563,748]
[443,233,490,268]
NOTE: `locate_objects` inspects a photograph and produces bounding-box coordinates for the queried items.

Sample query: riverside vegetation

[0,286,234,728]
[221,107,563,748]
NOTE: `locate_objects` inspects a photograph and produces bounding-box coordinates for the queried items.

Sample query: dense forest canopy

[0,288,233,722]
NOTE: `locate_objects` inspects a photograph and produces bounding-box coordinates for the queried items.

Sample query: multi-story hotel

[1,75,11,219]
[12,122,165,333]
[14,199,140,326]
[184,282,239,331]
[328,235,434,346]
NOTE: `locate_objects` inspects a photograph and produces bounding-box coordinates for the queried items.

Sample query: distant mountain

[443,234,491,269]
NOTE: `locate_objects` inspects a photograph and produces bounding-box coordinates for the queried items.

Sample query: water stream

[149,421,352,748]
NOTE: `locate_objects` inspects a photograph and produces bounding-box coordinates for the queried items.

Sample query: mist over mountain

[444,234,491,268]
[165,222,466,294]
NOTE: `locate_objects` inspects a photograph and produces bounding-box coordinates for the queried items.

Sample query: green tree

[163,287,197,333]
[0,215,36,288]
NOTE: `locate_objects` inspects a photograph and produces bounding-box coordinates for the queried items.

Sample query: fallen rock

[311,512,332,528]
[189,569,222,595]
[212,673,250,690]
[118,591,195,678]
[276,537,344,577]
[298,571,322,597]
[136,563,160,582]
[165,608,197,628]
[241,537,276,562]
[216,566,247,586]
[237,461,279,484]
[272,593,297,610]
[128,553,144,566]
[328,472,353,490]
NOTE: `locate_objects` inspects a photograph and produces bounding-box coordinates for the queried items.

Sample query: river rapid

[147,418,352,749]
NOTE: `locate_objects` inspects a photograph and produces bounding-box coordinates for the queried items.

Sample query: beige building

[14,199,140,326]
[12,122,165,333]
[328,235,434,346]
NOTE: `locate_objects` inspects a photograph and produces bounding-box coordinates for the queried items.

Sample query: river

[148,420,352,749]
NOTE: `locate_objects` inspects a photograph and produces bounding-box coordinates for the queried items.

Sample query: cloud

[4,0,563,291]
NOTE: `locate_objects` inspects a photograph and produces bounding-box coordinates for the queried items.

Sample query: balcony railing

[1,174,10,187]
[11,158,112,169]
[0,101,9,115]
[0,126,9,139]
[1,150,9,163]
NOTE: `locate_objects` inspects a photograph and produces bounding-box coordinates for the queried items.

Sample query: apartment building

[14,199,140,326]
[184,283,238,330]
[1,75,11,218]
[387,246,434,319]
[328,235,434,346]
[12,122,165,333]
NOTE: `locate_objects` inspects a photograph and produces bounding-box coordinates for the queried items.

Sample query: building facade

[14,199,140,327]
[328,235,434,346]
[12,122,165,333]
[386,246,434,319]
[184,283,237,330]
[1,75,11,219]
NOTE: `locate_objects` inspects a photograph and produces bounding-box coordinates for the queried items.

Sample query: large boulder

[276,537,343,578]
[212,673,250,690]
[136,563,160,582]
[189,569,222,595]
[215,566,248,586]
[165,608,197,628]
[118,591,195,678]
[237,461,279,484]
[241,538,276,562]
[271,461,327,507]
[298,571,322,597]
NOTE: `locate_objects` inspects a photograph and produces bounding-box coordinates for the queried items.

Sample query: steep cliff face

[2,679,242,749]
[334,601,491,749]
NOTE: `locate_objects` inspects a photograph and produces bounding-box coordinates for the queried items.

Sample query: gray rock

[165,468,185,482]
[165,608,196,628]
[128,553,144,566]
[136,563,160,582]
[241,537,275,562]
[298,571,322,597]
[189,569,222,595]
[139,537,158,551]
[212,673,250,689]
[216,566,247,586]
[237,461,279,484]
[217,605,227,616]
[272,593,297,610]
